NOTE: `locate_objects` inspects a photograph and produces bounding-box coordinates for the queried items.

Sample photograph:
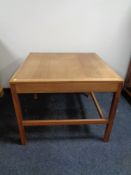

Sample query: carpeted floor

[0,90,131,175]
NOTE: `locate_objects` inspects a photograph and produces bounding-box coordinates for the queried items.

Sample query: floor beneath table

[0,90,131,175]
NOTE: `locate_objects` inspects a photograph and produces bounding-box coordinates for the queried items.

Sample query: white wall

[0,0,131,87]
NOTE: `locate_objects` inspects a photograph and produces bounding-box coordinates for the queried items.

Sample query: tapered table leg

[10,85,27,145]
[104,84,123,142]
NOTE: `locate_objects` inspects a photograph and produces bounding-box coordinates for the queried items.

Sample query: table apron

[12,82,120,93]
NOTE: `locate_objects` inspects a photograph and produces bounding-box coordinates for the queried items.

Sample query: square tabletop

[10,53,123,84]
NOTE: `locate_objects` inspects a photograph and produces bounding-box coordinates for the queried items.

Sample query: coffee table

[10,53,123,144]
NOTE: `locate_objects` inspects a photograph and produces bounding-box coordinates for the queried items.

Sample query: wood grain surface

[10,53,123,84]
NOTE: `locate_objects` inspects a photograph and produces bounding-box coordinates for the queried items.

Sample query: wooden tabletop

[10,53,123,84]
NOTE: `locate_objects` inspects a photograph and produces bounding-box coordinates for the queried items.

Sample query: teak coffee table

[10,53,123,144]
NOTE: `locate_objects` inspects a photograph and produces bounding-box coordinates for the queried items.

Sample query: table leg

[33,93,38,100]
[10,85,27,144]
[104,84,123,142]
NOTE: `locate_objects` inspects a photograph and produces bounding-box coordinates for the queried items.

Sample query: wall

[0,0,131,87]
